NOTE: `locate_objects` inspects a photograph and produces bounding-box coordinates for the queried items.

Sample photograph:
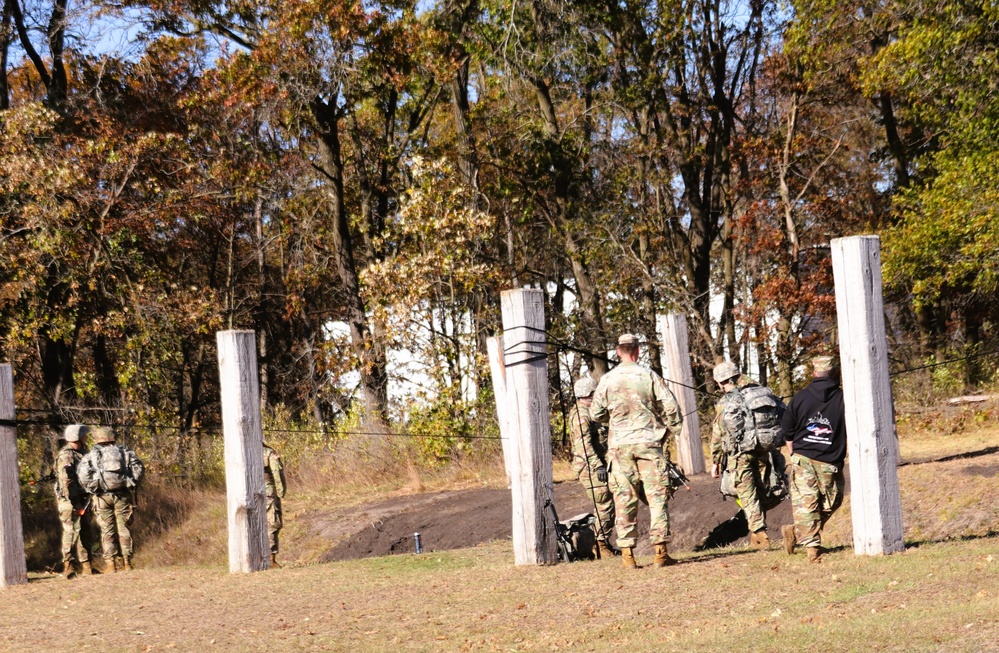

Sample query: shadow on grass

[681,547,758,564]
[903,530,999,550]
[899,446,999,467]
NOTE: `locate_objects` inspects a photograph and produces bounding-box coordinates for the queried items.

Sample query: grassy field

[3,400,998,652]
[1,535,996,652]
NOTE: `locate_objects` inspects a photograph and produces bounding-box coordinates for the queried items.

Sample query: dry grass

[2,536,996,652]
[136,441,512,568]
[7,401,997,652]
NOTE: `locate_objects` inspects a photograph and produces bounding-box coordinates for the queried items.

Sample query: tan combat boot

[122,557,133,572]
[807,547,822,563]
[781,525,796,555]
[620,547,638,569]
[62,560,77,580]
[750,530,770,549]
[596,541,615,560]
[110,556,122,573]
[271,553,282,569]
[80,560,95,575]
[653,544,677,568]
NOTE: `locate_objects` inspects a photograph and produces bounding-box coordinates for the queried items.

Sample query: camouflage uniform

[263,444,286,556]
[591,361,683,548]
[93,493,135,561]
[788,453,844,548]
[567,402,615,544]
[54,444,90,568]
[710,385,773,534]
[78,431,144,568]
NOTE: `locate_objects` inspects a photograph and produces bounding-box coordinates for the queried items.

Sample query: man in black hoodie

[779,356,847,563]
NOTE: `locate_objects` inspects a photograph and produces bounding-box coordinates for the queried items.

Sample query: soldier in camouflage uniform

[78,427,144,572]
[591,334,684,569]
[567,376,616,558]
[710,361,781,549]
[263,443,286,568]
[778,356,847,563]
[54,425,94,579]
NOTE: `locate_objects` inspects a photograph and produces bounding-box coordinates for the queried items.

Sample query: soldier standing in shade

[263,442,286,568]
[710,360,785,549]
[54,425,95,578]
[78,427,144,572]
[567,376,616,559]
[779,355,847,563]
[591,333,684,569]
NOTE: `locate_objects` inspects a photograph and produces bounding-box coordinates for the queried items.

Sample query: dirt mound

[318,473,791,561]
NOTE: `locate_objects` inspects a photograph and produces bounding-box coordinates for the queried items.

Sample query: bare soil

[312,472,791,562]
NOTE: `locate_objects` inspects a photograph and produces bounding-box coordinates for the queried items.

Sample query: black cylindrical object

[414,532,423,554]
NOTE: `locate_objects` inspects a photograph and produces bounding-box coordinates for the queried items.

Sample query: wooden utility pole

[499,289,556,565]
[0,364,26,587]
[831,236,904,555]
[217,331,270,572]
[486,336,515,486]
[658,313,706,474]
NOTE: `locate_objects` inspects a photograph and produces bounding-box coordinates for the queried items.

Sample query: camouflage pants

[789,453,844,549]
[56,497,89,563]
[267,494,283,554]
[608,443,672,548]
[93,492,134,559]
[578,478,615,543]
[731,449,770,533]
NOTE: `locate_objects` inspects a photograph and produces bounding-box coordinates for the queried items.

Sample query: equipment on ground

[544,498,596,563]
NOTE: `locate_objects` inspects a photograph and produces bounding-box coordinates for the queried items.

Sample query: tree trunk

[1,2,11,111]
[310,97,389,428]
[92,334,121,408]
[253,197,269,414]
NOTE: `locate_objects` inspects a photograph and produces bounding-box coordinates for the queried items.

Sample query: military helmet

[92,427,115,444]
[63,424,89,443]
[573,377,597,398]
[713,360,740,384]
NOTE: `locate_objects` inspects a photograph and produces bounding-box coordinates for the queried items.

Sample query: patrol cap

[812,355,837,375]
[573,377,597,398]
[713,360,740,384]
[63,424,89,443]
[92,427,115,444]
[617,333,640,346]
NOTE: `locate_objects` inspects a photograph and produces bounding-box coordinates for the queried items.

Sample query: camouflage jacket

[55,445,86,507]
[567,403,608,483]
[263,445,286,498]
[590,362,683,448]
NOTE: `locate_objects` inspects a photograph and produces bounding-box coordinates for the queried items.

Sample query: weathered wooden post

[831,235,905,555]
[0,364,27,587]
[658,313,707,475]
[500,289,557,565]
[217,330,270,572]
[486,336,516,487]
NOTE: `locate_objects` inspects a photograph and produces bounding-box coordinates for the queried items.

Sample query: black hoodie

[779,376,847,465]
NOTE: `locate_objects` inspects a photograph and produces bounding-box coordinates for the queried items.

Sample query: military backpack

[86,445,144,493]
[721,384,785,454]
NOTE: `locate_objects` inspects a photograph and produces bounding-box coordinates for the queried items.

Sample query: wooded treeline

[2,0,997,468]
